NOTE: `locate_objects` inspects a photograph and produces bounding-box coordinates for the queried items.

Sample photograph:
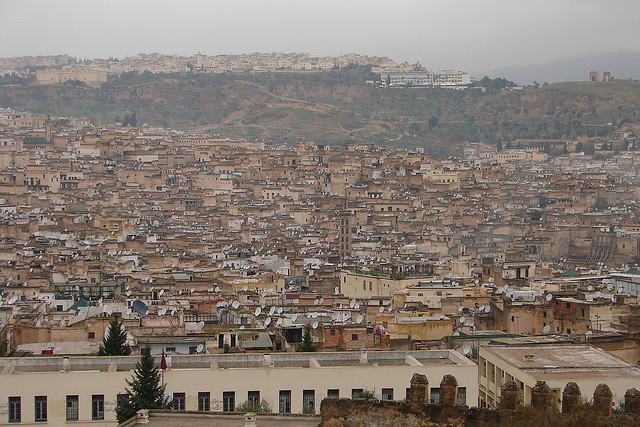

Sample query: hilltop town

[2,105,640,424]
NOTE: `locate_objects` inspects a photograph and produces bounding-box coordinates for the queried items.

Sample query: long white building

[381,70,475,87]
[0,350,477,426]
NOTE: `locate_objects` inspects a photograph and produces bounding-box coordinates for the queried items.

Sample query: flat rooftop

[483,344,640,381]
[0,350,474,374]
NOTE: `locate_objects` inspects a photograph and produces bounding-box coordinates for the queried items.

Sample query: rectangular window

[457,387,467,405]
[352,389,364,398]
[327,389,339,399]
[382,388,394,400]
[8,397,20,423]
[66,395,79,421]
[352,334,358,341]
[248,391,260,408]
[198,392,210,411]
[406,388,411,401]
[173,393,186,411]
[35,396,47,422]
[223,391,235,412]
[92,395,104,420]
[302,390,315,412]
[279,390,291,413]
[330,329,336,336]
[430,388,440,404]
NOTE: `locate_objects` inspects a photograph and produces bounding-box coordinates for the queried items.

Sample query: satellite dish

[460,317,466,324]
[171,308,177,315]
[349,299,355,309]
[387,306,392,312]
[314,299,319,305]
[453,331,460,336]
[543,325,551,334]
[319,298,324,304]
[178,290,182,295]
[159,289,164,296]
[269,306,276,316]
[265,317,271,326]
[150,286,155,291]
[276,318,283,326]
[125,290,132,297]
[463,346,471,355]
[595,291,601,298]
[196,344,204,353]
[242,286,248,292]
[215,286,220,292]
[458,306,464,312]
[607,284,614,291]
[158,308,166,316]
[311,312,318,318]
[232,301,240,310]
[356,315,363,324]
[255,307,262,317]
[240,325,245,329]
[586,330,593,338]
[379,306,385,313]
[588,285,594,292]
[504,285,509,291]
[354,303,360,309]
[132,300,148,316]
[312,321,318,329]
[291,314,298,322]
[197,321,205,329]
[545,293,553,302]
[277,307,283,314]
[334,287,339,295]
[191,288,195,294]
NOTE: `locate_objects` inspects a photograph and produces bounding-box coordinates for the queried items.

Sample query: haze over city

[3,0,640,426]
[2,0,640,73]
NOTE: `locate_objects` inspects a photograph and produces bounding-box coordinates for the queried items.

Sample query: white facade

[0,350,477,425]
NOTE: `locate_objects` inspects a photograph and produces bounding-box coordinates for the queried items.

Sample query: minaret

[45,115,52,143]
[338,199,352,260]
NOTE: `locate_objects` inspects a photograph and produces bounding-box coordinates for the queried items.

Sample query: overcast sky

[1,0,639,71]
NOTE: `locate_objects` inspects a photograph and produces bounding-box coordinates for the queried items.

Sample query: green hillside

[1,69,638,156]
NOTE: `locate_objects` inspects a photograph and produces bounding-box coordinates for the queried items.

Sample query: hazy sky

[1,0,639,71]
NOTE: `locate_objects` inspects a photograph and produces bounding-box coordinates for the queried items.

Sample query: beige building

[36,69,108,88]
[0,350,476,425]
[479,344,640,410]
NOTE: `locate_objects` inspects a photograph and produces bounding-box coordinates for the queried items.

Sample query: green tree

[296,324,318,352]
[122,114,130,127]
[575,141,583,152]
[0,339,16,357]
[236,398,271,413]
[98,316,131,356]
[116,347,170,423]
[496,140,503,152]
[129,112,138,127]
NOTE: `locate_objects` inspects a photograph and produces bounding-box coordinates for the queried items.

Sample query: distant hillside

[477,51,640,85]
[0,70,638,156]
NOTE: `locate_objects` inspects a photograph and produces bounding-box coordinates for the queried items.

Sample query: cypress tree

[296,324,318,352]
[98,316,131,356]
[116,347,170,423]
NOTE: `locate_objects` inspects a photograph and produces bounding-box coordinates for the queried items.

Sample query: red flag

[160,350,167,370]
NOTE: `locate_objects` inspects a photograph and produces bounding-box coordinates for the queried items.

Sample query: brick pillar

[625,388,640,415]
[410,373,429,406]
[531,381,550,409]
[593,383,613,417]
[500,380,519,410]
[440,375,458,406]
[562,382,581,414]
